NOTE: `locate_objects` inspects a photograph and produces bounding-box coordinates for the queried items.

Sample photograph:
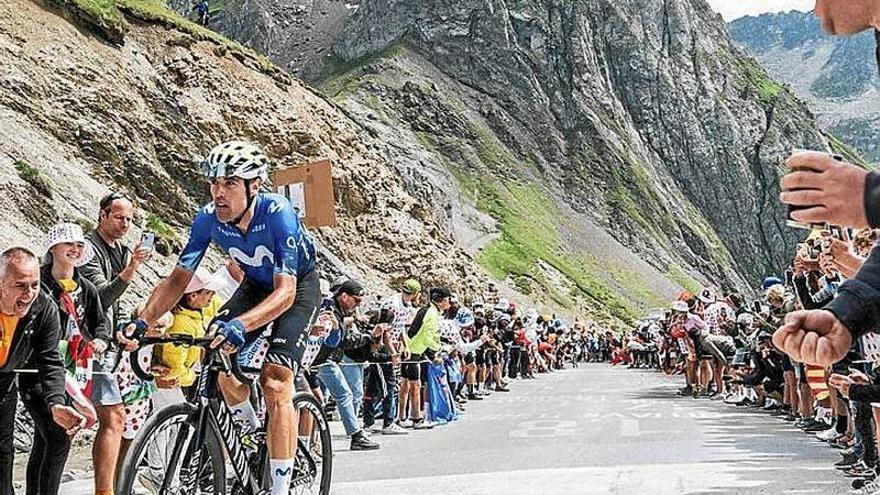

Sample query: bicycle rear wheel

[291,391,332,495]
[255,392,332,495]
[117,402,227,495]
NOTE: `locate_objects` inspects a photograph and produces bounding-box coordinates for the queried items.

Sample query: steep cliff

[188,0,840,311]
[3,0,842,325]
[0,0,490,309]
[729,11,880,161]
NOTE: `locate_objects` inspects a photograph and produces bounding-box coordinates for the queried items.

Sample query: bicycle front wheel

[117,402,227,495]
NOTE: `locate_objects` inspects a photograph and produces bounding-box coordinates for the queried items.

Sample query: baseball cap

[329,275,349,294]
[402,278,422,295]
[430,287,451,301]
[184,267,225,294]
[337,280,365,298]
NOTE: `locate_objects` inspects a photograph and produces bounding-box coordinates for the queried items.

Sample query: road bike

[117,334,332,495]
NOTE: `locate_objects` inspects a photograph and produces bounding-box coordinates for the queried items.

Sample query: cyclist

[126,141,321,495]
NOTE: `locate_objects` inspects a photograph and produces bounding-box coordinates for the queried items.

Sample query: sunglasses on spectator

[99,191,132,212]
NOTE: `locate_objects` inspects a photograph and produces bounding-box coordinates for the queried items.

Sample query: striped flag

[805,364,830,401]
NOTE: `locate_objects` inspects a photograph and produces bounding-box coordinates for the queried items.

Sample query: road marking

[508,420,578,438]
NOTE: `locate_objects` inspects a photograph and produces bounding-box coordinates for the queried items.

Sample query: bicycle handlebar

[126,333,253,386]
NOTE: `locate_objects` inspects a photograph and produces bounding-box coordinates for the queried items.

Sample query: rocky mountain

[728,10,880,161]
[178,0,843,313]
[0,0,842,325]
[0,0,490,312]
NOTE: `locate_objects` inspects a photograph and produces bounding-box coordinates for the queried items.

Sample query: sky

[705,0,815,21]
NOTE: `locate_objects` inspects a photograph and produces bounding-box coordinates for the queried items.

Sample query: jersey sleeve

[268,197,304,278]
[177,206,214,272]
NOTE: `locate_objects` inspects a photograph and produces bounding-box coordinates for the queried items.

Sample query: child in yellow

[153,268,223,387]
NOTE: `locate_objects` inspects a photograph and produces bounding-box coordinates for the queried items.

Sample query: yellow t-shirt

[153,295,221,387]
[0,313,20,368]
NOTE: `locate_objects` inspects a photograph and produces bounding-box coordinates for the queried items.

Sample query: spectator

[380,278,421,435]
[24,224,108,495]
[402,287,451,429]
[312,279,380,451]
[194,0,208,25]
[0,247,85,495]
[79,191,152,494]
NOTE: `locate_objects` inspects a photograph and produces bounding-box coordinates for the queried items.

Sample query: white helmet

[201,141,269,182]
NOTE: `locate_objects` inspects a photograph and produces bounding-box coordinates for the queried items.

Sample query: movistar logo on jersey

[268,201,285,214]
[229,245,274,267]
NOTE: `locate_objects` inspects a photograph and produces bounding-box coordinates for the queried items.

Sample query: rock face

[165,0,839,321]
[729,11,880,161]
[328,0,838,289]
[1,0,840,324]
[0,0,489,308]
[167,0,357,81]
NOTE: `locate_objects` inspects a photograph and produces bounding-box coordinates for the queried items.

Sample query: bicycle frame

[168,349,262,494]
[123,332,328,494]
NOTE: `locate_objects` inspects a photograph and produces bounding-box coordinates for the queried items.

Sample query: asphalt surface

[331,363,853,495]
[57,363,855,494]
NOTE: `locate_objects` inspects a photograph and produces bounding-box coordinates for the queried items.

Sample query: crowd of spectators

[0,189,600,494]
[606,227,880,495]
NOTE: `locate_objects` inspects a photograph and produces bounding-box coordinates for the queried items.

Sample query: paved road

[331,364,853,495]
[58,363,854,494]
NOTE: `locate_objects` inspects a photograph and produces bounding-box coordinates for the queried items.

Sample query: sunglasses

[99,192,132,212]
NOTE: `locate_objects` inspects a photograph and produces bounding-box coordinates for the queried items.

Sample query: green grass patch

[666,265,701,293]
[321,44,406,98]
[739,57,784,105]
[467,177,638,323]
[608,263,669,310]
[14,160,53,198]
[51,0,280,77]
[145,212,178,256]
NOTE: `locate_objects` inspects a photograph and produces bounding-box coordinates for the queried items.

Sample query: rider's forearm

[237,274,296,331]
[140,267,192,325]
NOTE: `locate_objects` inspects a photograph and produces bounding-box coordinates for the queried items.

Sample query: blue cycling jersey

[178,193,316,288]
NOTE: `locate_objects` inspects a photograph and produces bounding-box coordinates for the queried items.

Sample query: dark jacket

[79,229,131,331]
[312,297,373,366]
[40,264,110,343]
[825,172,880,336]
[0,291,67,408]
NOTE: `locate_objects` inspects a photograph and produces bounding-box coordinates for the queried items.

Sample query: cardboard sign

[273,160,336,228]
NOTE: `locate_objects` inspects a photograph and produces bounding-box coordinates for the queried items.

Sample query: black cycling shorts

[485,350,499,366]
[216,270,321,373]
[475,349,486,366]
[464,352,475,365]
[401,353,422,381]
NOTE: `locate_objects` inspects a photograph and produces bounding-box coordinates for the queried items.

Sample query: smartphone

[320,298,334,311]
[752,300,762,313]
[141,232,155,251]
